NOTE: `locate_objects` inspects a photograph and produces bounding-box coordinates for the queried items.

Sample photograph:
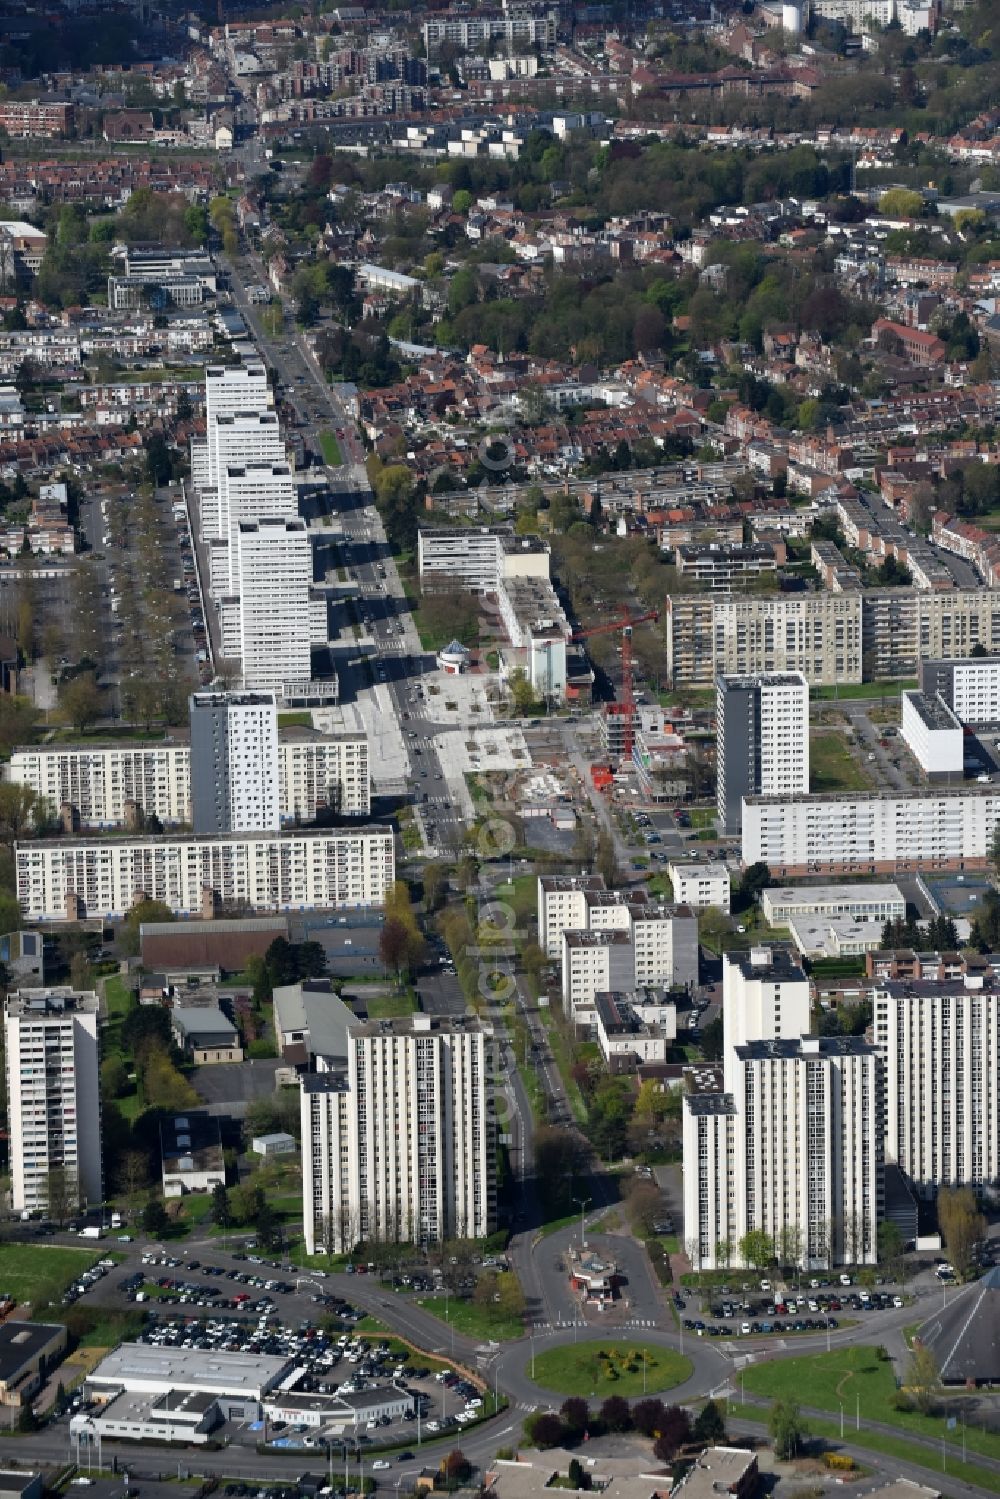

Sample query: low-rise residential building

[170,1006,242,1064]
[668,862,731,912]
[160,1112,227,1199]
[594,988,677,1071]
[417,526,549,593]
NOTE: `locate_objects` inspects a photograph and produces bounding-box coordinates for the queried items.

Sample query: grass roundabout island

[529,1341,693,1398]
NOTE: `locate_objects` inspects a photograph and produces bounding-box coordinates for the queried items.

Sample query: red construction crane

[570,608,659,758]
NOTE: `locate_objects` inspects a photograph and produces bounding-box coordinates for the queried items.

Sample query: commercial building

[901,691,965,781]
[742,786,1000,876]
[761,883,906,926]
[301,1014,493,1253]
[919,655,1000,726]
[872,976,1000,1198]
[668,862,731,913]
[787,914,887,959]
[716,672,809,836]
[84,1343,290,1420]
[236,517,313,694]
[417,526,550,593]
[15,826,395,922]
[7,726,371,829]
[4,988,101,1214]
[170,1007,242,1065]
[0,1323,68,1408]
[160,1112,227,1198]
[189,691,280,835]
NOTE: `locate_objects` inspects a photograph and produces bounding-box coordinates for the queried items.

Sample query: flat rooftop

[0,1322,65,1383]
[725,947,806,983]
[670,861,730,881]
[539,876,606,894]
[764,882,905,908]
[564,928,632,948]
[744,784,1000,807]
[88,1343,291,1396]
[736,1035,878,1059]
[718,671,806,691]
[5,987,99,1019]
[905,690,962,733]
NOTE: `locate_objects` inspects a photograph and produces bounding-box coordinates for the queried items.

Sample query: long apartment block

[16,826,395,922]
[665,587,1000,687]
[7,730,370,827]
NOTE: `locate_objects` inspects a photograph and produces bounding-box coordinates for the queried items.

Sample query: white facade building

[4,988,101,1214]
[15,826,394,921]
[537,874,617,960]
[761,883,906,926]
[872,977,1000,1198]
[561,929,634,1028]
[7,731,370,829]
[189,690,280,835]
[722,945,812,1088]
[716,672,809,835]
[201,410,285,539]
[217,463,297,596]
[668,862,731,913]
[594,988,677,1070]
[301,1014,493,1253]
[742,786,1000,876]
[920,656,1000,727]
[417,526,549,593]
[236,517,313,693]
[901,691,964,781]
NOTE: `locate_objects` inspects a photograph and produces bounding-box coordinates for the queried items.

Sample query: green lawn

[418,1291,524,1342]
[812,679,916,701]
[278,711,313,728]
[742,1345,1000,1465]
[529,1341,692,1397]
[366,989,418,1020]
[318,430,342,466]
[810,732,872,793]
[804,1414,1000,1492]
[102,974,134,1022]
[688,808,715,831]
[493,874,537,927]
[0,1242,99,1309]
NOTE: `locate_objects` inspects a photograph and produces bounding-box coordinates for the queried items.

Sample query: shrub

[822,1454,855,1472]
[526,1412,565,1449]
[600,1396,632,1433]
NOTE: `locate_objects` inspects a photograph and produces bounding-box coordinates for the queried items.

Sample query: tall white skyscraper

[716,672,809,835]
[237,517,313,693]
[301,1014,493,1253]
[4,988,102,1214]
[202,410,286,542]
[204,365,270,463]
[189,690,280,835]
[219,463,297,595]
[722,946,812,1090]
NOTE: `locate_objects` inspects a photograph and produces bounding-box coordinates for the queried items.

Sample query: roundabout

[525,1340,693,1398]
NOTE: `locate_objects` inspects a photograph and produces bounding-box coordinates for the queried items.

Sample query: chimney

[64,891,82,921]
[59,801,78,834]
[201,885,219,921]
[123,798,142,832]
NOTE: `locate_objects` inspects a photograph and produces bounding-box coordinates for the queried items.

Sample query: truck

[78,1226,102,1240]
[110,1211,123,1229]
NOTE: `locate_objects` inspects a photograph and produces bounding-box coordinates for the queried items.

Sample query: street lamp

[573,1196,591,1251]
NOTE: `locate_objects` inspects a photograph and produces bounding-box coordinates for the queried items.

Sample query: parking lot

[678,1278,908,1341]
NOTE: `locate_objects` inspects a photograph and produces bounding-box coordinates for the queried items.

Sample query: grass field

[365,989,418,1020]
[418,1292,524,1343]
[812,679,916,701]
[529,1341,692,1397]
[810,732,872,793]
[0,1241,98,1309]
[741,1345,1000,1465]
[318,431,342,467]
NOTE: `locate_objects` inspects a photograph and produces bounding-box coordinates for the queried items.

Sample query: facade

[417,526,549,593]
[561,929,634,1029]
[171,1007,242,1065]
[301,1014,493,1253]
[0,101,74,138]
[675,541,778,592]
[236,517,313,694]
[0,1323,68,1408]
[731,1036,883,1269]
[919,655,1000,726]
[6,741,191,828]
[742,786,1000,876]
[217,463,297,596]
[537,874,614,960]
[201,410,285,539]
[900,691,964,781]
[716,672,809,835]
[189,691,281,835]
[4,988,101,1214]
[872,977,1000,1198]
[668,862,731,913]
[761,883,906,926]
[682,949,883,1270]
[594,989,676,1071]
[666,588,1000,688]
[15,826,395,921]
[7,731,370,829]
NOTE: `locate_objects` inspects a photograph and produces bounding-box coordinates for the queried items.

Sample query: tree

[0,782,46,843]
[632,1399,667,1438]
[212,1182,232,1227]
[45,1164,77,1224]
[739,1230,774,1269]
[120,898,174,957]
[560,1398,590,1439]
[526,1411,565,1448]
[652,1406,691,1462]
[507,667,536,717]
[443,1450,471,1485]
[769,1401,807,1460]
[380,915,416,980]
[991,825,1000,886]
[566,1458,590,1490]
[595,829,619,889]
[906,1342,940,1415]
[141,1197,169,1237]
[60,672,102,733]
[937,1185,986,1279]
[877,1219,903,1269]
[600,1395,632,1433]
[879,188,923,218]
[118,1150,149,1201]
[693,1399,727,1445]
[100,1055,128,1098]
